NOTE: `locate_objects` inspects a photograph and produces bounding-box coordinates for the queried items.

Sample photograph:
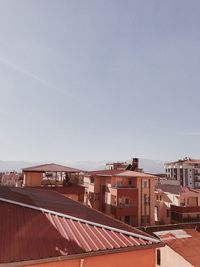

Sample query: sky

[0,0,200,163]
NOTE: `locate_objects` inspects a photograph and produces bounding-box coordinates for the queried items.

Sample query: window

[157,249,161,266]
[143,179,149,188]
[90,177,94,184]
[166,209,170,218]
[125,198,130,205]
[128,179,132,186]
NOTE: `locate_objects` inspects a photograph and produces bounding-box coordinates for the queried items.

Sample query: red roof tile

[0,187,160,265]
[89,169,155,178]
[22,163,83,173]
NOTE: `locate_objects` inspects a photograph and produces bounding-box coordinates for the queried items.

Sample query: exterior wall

[137,177,155,226]
[23,172,43,187]
[26,248,156,267]
[155,188,200,224]
[84,174,155,227]
[157,246,193,267]
[155,192,171,225]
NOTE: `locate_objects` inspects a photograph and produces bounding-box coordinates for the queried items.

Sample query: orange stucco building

[22,163,84,202]
[84,169,155,226]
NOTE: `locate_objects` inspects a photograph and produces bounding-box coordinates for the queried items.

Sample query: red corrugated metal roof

[22,163,83,173]
[0,187,160,265]
[0,187,149,234]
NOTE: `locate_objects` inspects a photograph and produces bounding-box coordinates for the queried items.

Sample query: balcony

[111,204,138,216]
[171,205,200,213]
[111,187,138,199]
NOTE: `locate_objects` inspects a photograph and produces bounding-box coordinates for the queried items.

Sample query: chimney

[131,158,139,171]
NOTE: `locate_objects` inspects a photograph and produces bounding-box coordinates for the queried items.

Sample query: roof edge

[0,243,164,267]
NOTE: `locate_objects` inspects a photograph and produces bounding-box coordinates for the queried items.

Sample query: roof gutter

[0,197,160,244]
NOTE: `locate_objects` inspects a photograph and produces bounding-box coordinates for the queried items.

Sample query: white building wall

[157,246,193,267]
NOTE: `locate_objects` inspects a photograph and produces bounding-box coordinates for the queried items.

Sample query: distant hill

[0,158,165,174]
[68,158,165,174]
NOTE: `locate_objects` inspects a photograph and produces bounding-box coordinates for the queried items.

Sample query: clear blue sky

[0,0,200,162]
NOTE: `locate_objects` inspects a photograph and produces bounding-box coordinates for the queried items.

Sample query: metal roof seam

[102,228,123,248]
[77,222,99,251]
[109,231,128,247]
[0,197,160,244]
[84,224,107,250]
[93,226,116,249]
[69,220,92,252]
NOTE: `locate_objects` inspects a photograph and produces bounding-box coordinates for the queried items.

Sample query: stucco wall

[157,246,193,267]
[26,248,156,267]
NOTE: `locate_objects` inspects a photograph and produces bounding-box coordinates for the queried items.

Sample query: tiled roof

[89,170,155,178]
[88,170,123,176]
[0,187,160,266]
[166,159,200,165]
[22,163,83,173]
[156,184,200,196]
[156,184,182,195]
[115,171,155,178]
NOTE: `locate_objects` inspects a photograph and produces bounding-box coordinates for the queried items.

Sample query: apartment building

[155,184,200,224]
[165,157,200,188]
[83,169,155,227]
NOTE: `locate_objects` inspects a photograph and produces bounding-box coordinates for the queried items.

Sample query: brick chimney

[131,158,139,171]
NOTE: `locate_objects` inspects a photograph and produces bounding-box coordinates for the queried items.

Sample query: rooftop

[0,187,160,266]
[154,229,200,267]
[156,184,200,195]
[89,169,155,178]
[22,163,83,173]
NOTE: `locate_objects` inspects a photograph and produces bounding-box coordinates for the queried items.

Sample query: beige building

[165,158,200,188]
[155,184,200,224]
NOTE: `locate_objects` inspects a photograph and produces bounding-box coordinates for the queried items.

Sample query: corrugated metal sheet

[0,187,151,235]
[0,187,160,265]
[0,201,154,264]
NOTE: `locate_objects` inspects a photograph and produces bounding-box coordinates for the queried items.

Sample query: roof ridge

[0,197,159,244]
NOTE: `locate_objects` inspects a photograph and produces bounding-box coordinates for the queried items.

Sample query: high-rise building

[165,157,200,188]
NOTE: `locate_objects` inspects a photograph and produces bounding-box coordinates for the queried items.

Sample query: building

[155,184,200,224]
[154,228,200,267]
[22,163,85,202]
[0,186,163,267]
[165,158,200,188]
[83,169,155,227]
[1,172,23,187]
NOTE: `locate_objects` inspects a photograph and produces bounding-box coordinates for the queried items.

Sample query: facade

[22,163,84,202]
[83,169,155,226]
[165,158,200,188]
[0,186,162,267]
[155,184,200,224]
